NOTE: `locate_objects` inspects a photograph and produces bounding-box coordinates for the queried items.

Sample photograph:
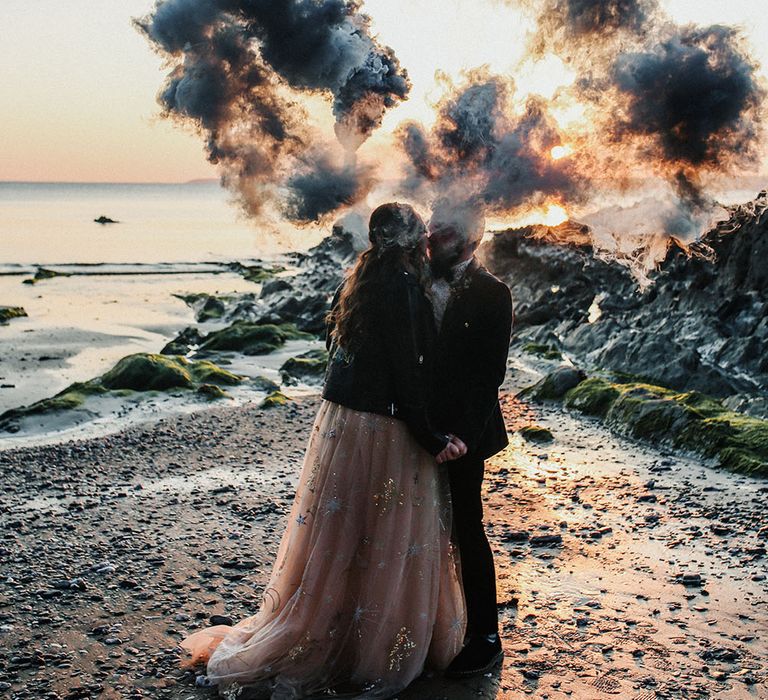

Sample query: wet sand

[1,364,766,699]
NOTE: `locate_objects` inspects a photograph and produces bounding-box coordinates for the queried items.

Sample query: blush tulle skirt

[178,400,466,699]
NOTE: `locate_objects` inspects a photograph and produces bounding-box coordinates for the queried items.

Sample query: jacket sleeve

[454,281,513,453]
[325,283,344,352]
[383,273,451,457]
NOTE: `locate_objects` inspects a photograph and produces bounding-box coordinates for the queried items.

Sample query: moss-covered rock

[280,349,329,385]
[0,380,108,428]
[518,425,554,443]
[605,386,697,441]
[199,321,312,355]
[0,354,245,431]
[563,377,621,417]
[189,359,242,386]
[519,366,586,400]
[0,306,27,323]
[260,390,291,409]
[682,413,768,476]
[230,262,287,283]
[524,368,768,477]
[196,383,230,400]
[675,391,734,419]
[101,354,193,391]
[100,353,243,391]
[522,342,563,361]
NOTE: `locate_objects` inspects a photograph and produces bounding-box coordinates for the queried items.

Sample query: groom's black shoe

[444,634,504,678]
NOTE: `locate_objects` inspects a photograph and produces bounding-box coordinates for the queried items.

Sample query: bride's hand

[436,435,468,464]
[451,434,467,453]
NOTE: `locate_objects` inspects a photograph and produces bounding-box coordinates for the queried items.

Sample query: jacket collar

[438,256,481,330]
[450,255,481,295]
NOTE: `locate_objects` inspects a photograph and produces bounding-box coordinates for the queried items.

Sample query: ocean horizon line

[0,259,286,277]
[0,178,221,186]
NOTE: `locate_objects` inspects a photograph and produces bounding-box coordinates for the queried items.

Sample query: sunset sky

[1,0,767,183]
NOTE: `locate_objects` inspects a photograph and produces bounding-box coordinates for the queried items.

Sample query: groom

[427,198,513,677]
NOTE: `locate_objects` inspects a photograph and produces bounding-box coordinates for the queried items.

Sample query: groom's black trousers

[447,453,498,637]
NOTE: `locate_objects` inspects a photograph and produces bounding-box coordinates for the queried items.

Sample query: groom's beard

[429,249,463,281]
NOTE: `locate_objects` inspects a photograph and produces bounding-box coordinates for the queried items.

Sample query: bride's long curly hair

[327,203,432,353]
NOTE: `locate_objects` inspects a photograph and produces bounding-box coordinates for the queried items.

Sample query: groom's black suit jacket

[431,258,513,460]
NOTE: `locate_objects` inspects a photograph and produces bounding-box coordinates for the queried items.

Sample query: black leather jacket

[322,269,450,457]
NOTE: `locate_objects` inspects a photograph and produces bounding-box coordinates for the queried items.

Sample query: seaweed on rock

[279,349,329,385]
[101,354,242,391]
[260,391,292,409]
[522,369,768,476]
[518,425,555,443]
[0,354,243,432]
[199,321,313,355]
[0,306,27,324]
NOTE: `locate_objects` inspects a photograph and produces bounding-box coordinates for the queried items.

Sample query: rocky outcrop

[22,267,72,285]
[228,261,285,283]
[481,192,768,416]
[160,326,205,355]
[100,353,242,391]
[253,227,361,333]
[0,306,27,324]
[280,349,329,386]
[197,321,313,356]
[172,293,243,322]
[180,227,361,335]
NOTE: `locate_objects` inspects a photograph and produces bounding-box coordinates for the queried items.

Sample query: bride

[178,202,468,698]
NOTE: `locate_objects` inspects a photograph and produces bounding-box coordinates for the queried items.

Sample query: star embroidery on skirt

[351,603,378,636]
[406,543,422,557]
[296,513,308,525]
[325,497,342,514]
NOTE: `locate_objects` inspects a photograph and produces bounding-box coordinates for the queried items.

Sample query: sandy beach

[1,357,766,700]
[5,0,768,696]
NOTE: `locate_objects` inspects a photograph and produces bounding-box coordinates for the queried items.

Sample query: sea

[0,182,327,446]
[0,180,324,267]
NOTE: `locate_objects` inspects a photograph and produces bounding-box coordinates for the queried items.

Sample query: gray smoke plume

[561,0,653,35]
[516,0,767,244]
[610,25,765,170]
[600,24,765,236]
[283,154,374,223]
[135,0,410,222]
[399,74,582,216]
[523,0,658,59]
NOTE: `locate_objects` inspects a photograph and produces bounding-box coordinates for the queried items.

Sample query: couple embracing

[180,200,514,699]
